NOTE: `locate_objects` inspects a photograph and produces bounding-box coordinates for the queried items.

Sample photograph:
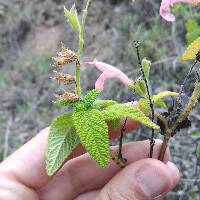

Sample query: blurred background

[0,0,200,199]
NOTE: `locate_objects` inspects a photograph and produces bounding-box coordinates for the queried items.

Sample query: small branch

[171,82,200,133]
[134,41,155,158]
[110,149,126,168]
[158,82,200,161]
[76,0,92,97]
[118,118,127,160]
[158,129,171,161]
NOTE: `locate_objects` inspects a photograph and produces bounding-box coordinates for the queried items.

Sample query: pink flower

[160,0,200,22]
[81,59,133,91]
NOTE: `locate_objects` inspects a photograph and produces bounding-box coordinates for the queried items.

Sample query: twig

[159,82,200,161]
[118,118,127,160]
[134,41,155,158]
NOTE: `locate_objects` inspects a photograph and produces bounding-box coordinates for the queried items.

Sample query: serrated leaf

[73,109,109,167]
[182,36,200,61]
[46,113,80,176]
[64,4,81,33]
[54,99,80,107]
[102,104,159,130]
[111,118,121,130]
[138,98,151,113]
[83,89,100,108]
[93,100,117,109]
[142,58,151,79]
[192,132,200,137]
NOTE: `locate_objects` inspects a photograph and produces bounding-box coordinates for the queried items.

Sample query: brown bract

[52,71,76,85]
[52,42,77,67]
[54,92,80,102]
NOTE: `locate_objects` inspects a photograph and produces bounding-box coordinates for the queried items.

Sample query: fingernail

[136,165,168,198]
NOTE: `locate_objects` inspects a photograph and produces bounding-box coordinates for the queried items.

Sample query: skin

[0,120,180,200]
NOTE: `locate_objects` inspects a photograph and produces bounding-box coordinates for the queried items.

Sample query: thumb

[96,159,180,200]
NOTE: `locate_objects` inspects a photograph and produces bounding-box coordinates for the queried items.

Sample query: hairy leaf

[83,89,100,108]
[129,78,147,98]
[73,109,109,167]
[111,118,121,130]
[93,100,117,109]
[46,113,80,176]
[64,4,81,33]
[142,58,151,79]
[153,91,179,107]
[54,99,81,107]
[102,104,159,130]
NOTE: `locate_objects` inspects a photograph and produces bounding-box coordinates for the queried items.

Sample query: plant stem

[76,61,81,96]
[135,42,155,158]
[158,82,200,161]
[158,130,171,161]
[118,118,127,160]
[76,0,92,96]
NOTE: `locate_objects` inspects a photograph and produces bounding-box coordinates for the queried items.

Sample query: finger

[0,118,139,190]
[38,140,170,200]
[95,159,180,200]
[75,190,100,200]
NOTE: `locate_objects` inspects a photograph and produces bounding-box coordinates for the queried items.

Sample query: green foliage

[139,91,179,112]
[54,89,100,110]
[64,4,81,33]
[192,132,200,137]
[83,89,100,108]
[142,58,151,79]
[102,104,159,130]
[93,100,117,109]
[172,4,200,44]
[185,20,200,44]
[46,113,80,176]
[153,91,179,108]
[111,118,121,130]
[54,99,82,108]
[129,78,147,98]
[73,109,109,167]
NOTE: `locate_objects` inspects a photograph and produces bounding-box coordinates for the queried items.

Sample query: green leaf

[111,118,121,130]
[102,104,159,130]
[73,109,109,167]
[138,98,151,113]
[54,99,80,107]
[64,4,81,33]
[46,113,80,176]
[192,132,200,137]
[142,58,151,79]
[129,78,147,97]
[152,91,179,108]
[83,89,100,108]
[93,100,117,109]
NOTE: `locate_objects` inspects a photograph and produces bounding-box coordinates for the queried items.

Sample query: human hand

[0,121,180,200]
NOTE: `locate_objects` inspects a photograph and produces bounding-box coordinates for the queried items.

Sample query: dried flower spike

[54,92,80,102]
[52,71,76,85]
[52,42,78,67]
